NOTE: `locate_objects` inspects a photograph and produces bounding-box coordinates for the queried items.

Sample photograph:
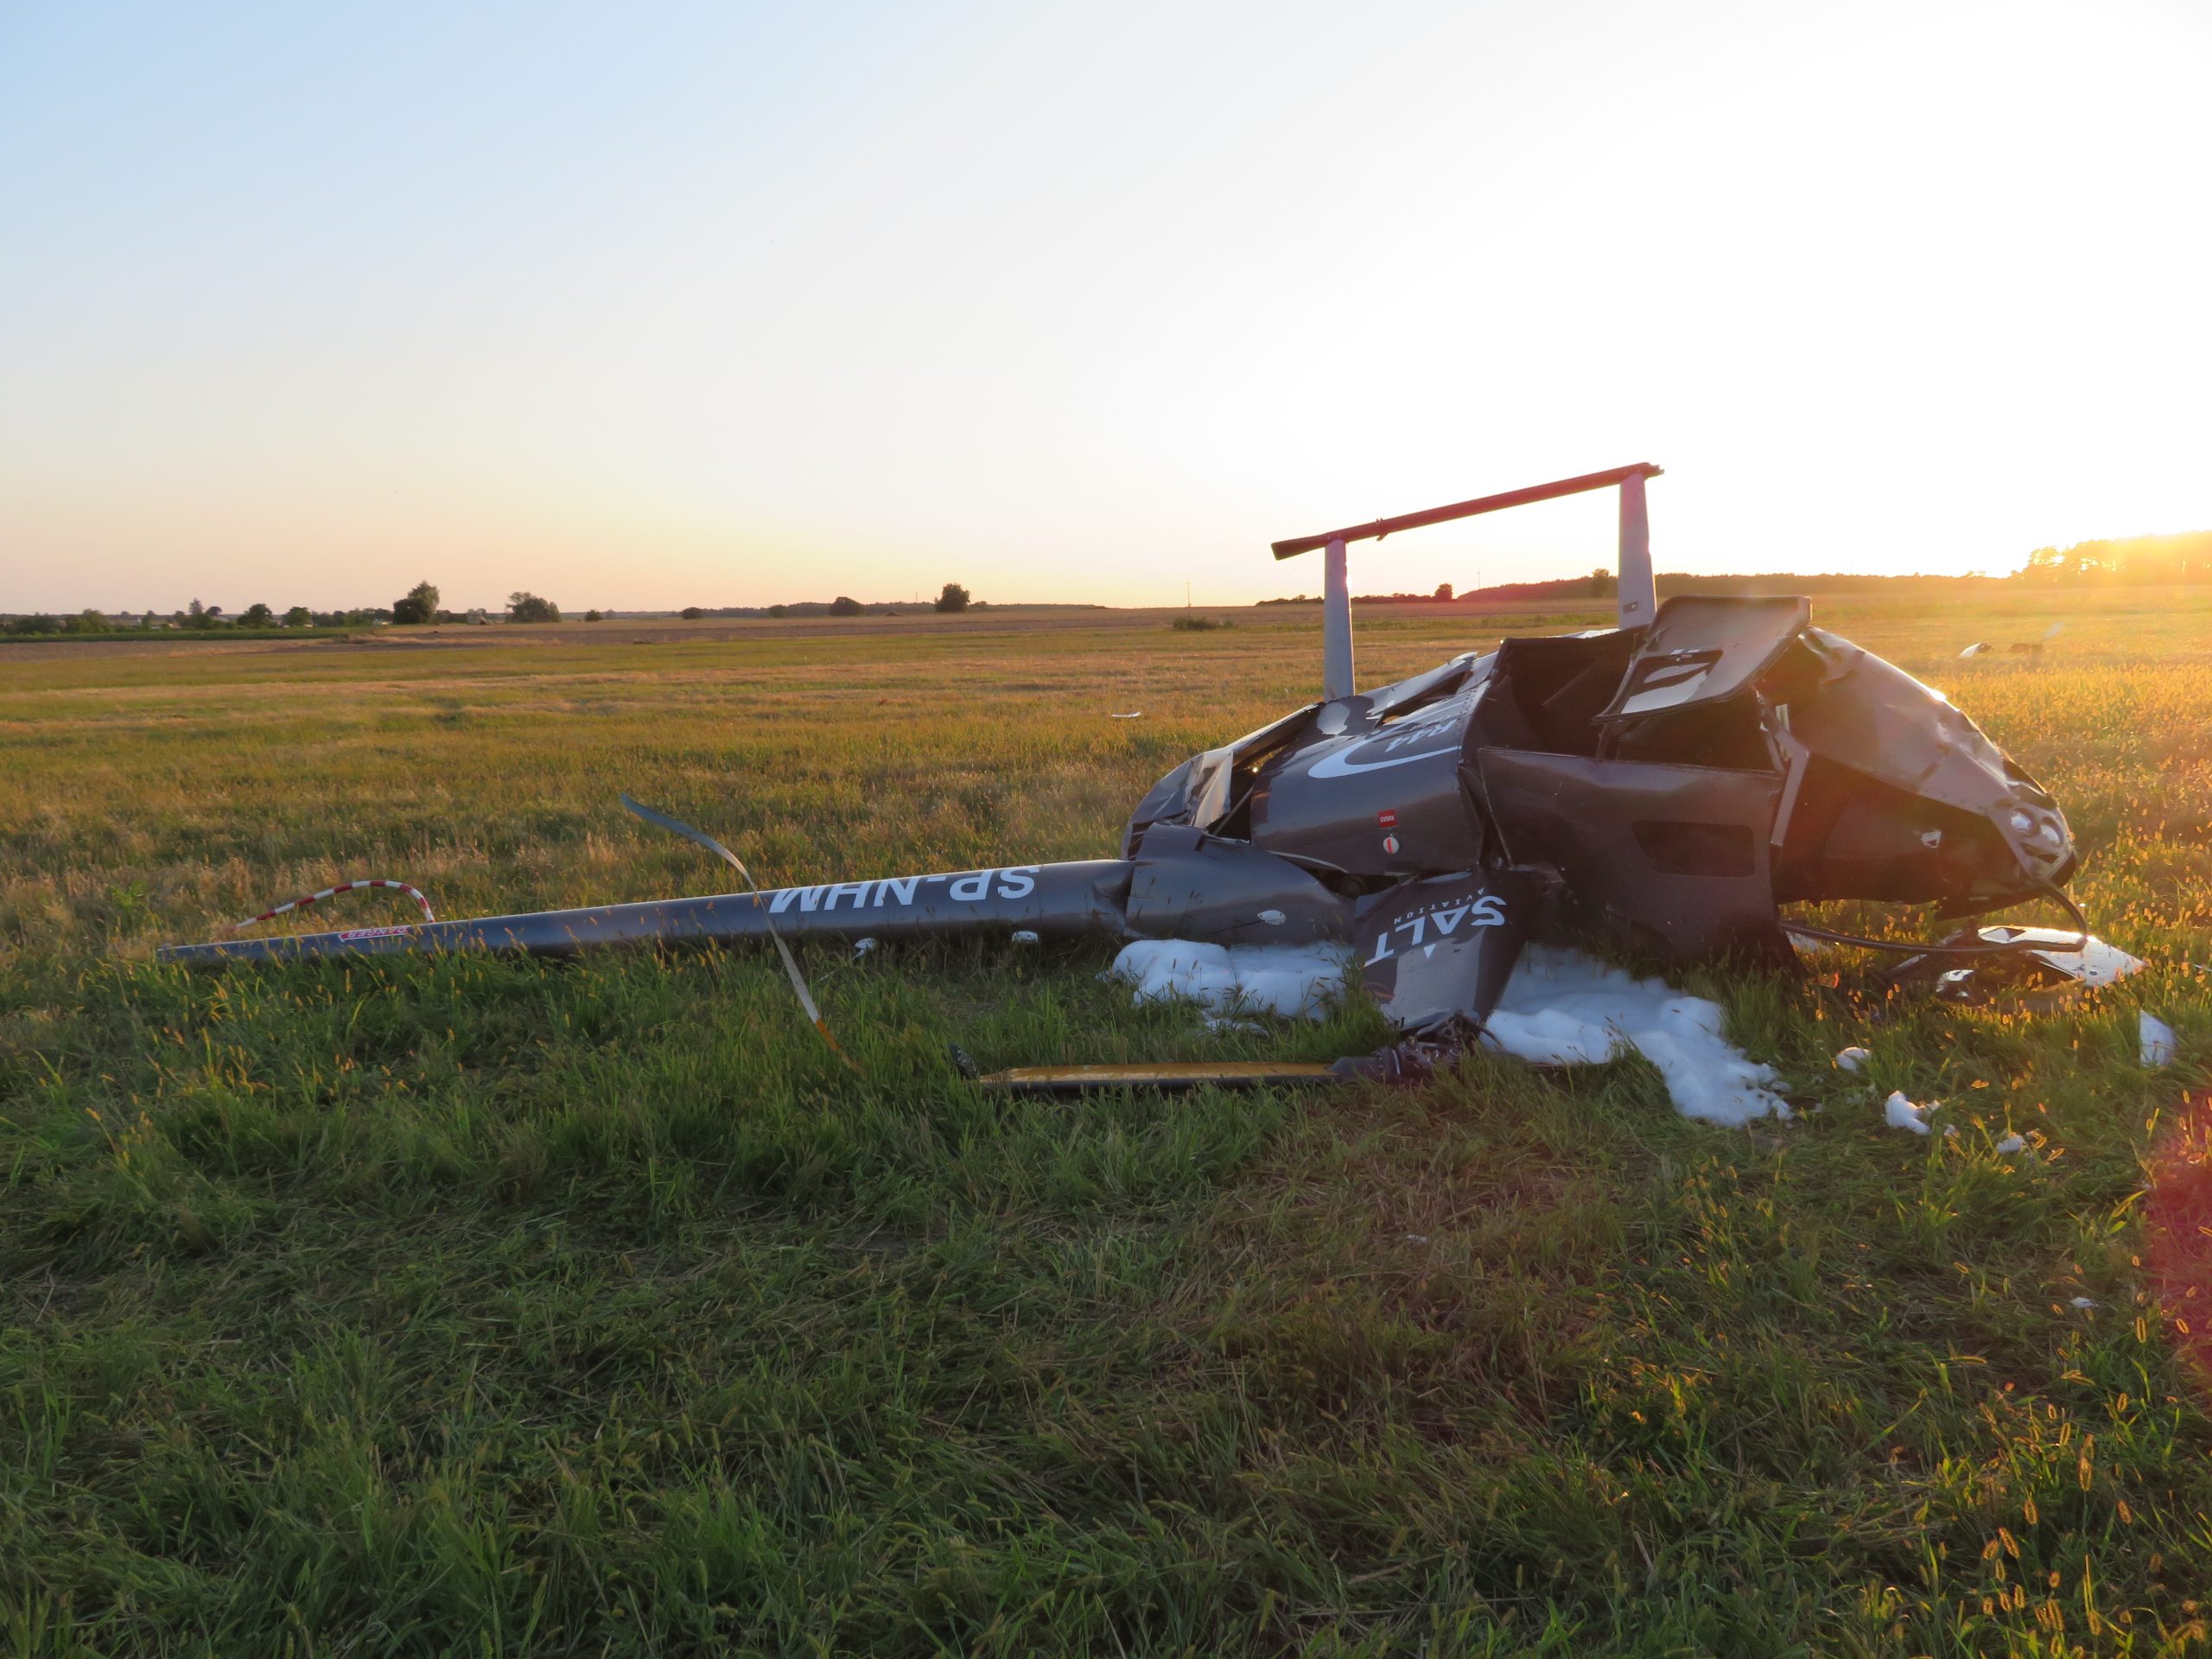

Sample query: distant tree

[933,582,972,613]
[585,608,603,622]
[283,606,312,628]
[828,595,864,617]
[507,591,561,623]
[239,602,274,628]
[767,603,789,618]
[65,608,109,633]
[205,604,224,619]
[1433,582,1454,601]
[391,580,440,625]
[1587,568,1617,598]
[680,605,704,620]
[6,613,61,636]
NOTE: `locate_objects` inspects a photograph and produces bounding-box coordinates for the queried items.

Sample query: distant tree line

[3,579,588,638]
[1259,582,1466,606]
[5,582,1017,635]
[4,599,389,636]
[2018,531,2211,584]
[668,584,991,620]
[1259,537,2212,607]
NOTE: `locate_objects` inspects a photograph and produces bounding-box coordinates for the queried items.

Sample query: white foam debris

[1009,929,1040,945]
[2071,1296,2098,1310]
[850,937,878,958]
[1110,939,1792,1127]
[1478,946,1791,1127]
[1109,940,1348,1020]
[1959,642,1994,658]
[1995,1132,2028,1154]
[1834,1046,1872,1073]
[1109,711,1143,720]
[2141,1012,2177,1068]
[1885,1090,1936,1135]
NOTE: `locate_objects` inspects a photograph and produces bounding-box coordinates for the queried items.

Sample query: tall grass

[2,594,2209,1653]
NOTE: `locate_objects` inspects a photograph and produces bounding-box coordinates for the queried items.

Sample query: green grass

[3,593,2209,1655]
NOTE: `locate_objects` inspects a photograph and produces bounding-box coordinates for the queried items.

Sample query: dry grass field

[3,588,2209,1655]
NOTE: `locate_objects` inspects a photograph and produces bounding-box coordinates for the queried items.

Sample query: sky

[2,0,2208,613]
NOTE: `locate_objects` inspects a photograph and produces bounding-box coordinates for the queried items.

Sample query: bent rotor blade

[620,793,756,880]
[620,793,842,1056]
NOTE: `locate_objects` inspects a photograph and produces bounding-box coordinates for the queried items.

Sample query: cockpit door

[1595,595,1809,724]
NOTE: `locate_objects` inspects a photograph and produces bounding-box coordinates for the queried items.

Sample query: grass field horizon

[3,588,2209,1655]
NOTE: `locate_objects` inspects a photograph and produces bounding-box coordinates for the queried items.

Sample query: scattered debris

[1478,947,1791,1126]
[1109,711,1143,720]
[1885,1091,1938,1135]
[2143,1012,2178,1068]
[1959,641,1995,658]
[1118,938,1790,1126]
[2071,1296,2098,1310]
[1834,1045,1872,1073]
[851,936,879,958]
[1009,929,1040,945]
[1109,940,1346,1020]
[1891,926,2143,1007]
[1996,1132,2028,1154]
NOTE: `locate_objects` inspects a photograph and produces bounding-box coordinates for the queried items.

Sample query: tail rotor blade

[620,793,850,1062]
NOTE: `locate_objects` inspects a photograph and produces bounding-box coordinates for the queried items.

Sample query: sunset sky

[3,0,2207,613]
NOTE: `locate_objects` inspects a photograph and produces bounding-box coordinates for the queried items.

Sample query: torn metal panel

[1354,868,1541,1033]
[1476,749,1785,957]
[1248,678,1489,877]
[1891,925,2145,1005]
[1786,628,2075,891]
[1470,631,1641,757]
[1124,825,1350,944]
[1121,702,1318,854]
[1357,651,1490,725]
[1597,595,1808,722]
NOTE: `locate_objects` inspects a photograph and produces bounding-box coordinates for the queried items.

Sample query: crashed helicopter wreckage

[157,462,2135,1078]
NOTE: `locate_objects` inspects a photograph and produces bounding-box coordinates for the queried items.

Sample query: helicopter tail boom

[156,859,1138,968]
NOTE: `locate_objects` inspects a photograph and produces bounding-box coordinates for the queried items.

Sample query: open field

[3,588,2210,1655]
